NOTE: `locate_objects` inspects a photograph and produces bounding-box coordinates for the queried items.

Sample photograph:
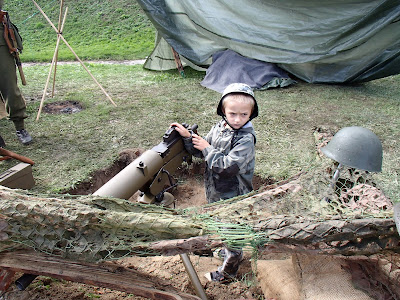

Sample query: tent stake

[51,0,65,97]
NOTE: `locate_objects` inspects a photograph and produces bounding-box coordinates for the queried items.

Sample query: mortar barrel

[93,150,163,199]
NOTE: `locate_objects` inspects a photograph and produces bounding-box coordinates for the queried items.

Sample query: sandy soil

[4,253,263,300]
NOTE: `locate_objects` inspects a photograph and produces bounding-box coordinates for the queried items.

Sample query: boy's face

[223,99,253,129]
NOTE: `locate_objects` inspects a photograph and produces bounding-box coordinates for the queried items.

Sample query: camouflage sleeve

[202,133,255,177]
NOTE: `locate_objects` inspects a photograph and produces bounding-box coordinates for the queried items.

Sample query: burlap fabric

[257,254,373,300]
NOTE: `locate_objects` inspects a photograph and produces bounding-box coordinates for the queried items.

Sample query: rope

[20,0,57,24]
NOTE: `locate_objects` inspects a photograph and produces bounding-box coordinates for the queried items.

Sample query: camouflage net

[0,156,397,262]
[0,189,205,261]
[0,127,398,262]
[0,127,398,299]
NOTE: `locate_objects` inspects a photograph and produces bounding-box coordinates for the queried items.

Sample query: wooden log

[0,268,15,292]
[0,251,200,300]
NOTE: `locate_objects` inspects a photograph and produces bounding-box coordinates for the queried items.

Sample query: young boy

[171,82,258,281]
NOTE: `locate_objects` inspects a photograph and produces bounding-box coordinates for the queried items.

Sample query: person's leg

[206,247,243,282]
[0,46,31,145]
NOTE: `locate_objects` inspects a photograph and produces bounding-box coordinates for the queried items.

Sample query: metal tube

[331,163,343,185]
[179,254,208,300]
[324,163,343,202]
[93,150,163,199]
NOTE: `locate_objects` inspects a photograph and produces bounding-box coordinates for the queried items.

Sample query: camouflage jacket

[183,120,256,203]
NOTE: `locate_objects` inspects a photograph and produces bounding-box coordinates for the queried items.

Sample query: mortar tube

[93,150,164,199]
[180,253,208,300]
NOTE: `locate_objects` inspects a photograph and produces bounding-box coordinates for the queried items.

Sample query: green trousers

[0,41,27,130]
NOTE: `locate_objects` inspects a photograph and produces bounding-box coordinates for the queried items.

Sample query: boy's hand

[192,134,210,151]
[170,122,191,138]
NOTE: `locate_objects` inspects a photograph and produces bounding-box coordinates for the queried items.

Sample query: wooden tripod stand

[32,0,117,121]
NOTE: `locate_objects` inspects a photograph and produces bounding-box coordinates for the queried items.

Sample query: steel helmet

[321,126,382,172]
[217,83,259,120]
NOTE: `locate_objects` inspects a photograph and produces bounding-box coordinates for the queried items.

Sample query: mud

[43,100,83,114]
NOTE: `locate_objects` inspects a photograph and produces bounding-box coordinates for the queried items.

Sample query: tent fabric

[137,0,400,83]
[200,49,296,93]
[143,31,209,72]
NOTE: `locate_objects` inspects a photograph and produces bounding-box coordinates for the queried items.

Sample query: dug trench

[6,151,399,300]
[10,101,396,299]
[4,100,267,299]
[29,149,270,300]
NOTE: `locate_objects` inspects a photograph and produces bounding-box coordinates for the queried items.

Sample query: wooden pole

[32,0,116,121]
[36,6,68,121]
[171,47,185,77]
[0,147,35,165]
[51,0,65,97]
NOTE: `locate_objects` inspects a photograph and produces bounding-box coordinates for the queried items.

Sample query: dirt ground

[4,252,263,300]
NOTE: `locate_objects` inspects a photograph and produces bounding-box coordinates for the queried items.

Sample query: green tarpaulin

[137,0,400,83]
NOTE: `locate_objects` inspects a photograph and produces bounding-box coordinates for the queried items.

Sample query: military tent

[136,0,400,85]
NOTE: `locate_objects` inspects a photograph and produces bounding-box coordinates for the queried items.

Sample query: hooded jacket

[184,119,256,203]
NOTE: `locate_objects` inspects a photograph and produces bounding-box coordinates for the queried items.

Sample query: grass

[0,62,399,203]
[0,1,399,204]
[3,0,155,62]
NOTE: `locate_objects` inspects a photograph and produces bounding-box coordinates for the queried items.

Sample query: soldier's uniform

[0,1,32,145]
